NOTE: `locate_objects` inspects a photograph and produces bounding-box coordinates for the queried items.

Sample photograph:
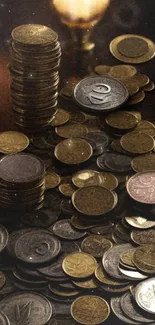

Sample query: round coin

[12,24,57,45]
[55,123,88,138]
[105,111,138,130]
[135,120,155,137]
[127,90,146,105]
[133,244,155,274]
[110,296,140,324]
[69,111,87,124]
[72,278,99,289]
[51,219,86,240]
[95,264,128,286]
[120,131,154,154]
[71,295,110,325]
[131,229,155,245]
[72,170,104,188]
[97,152,132,173]
[45,172,61,189]
[130,74,150,88]
[143,81,155,92]
[94,65,111,75]
[135,278,155,313]
[127,171,155,204]
[50,109,70,126]
[0,225,9,252]
[81,235,113,258]
[125,216,155,229]
[62,252,97,278]
[109,65,137,79]
[0,292,52,325]
[110,34,155,63]
[72,186,117,216]
[59,183,76,197]
[0,131,29,154]
[120,249,135,268]
[73,76,129,113]
[54,138,93,165]
[131,154,155,172]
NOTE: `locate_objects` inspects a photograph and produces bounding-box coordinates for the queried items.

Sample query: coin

[72,186,117,216]
[59,183,76,197]
[127,171,155,204]
[135,278,155,314]
[94,65,111,75]
[105,111,139,130]
[49,286,80,297]
[55,123,88,138]
[0,131,29,154]
[111,139,129,155]
[131,154,155,172]
[95,265,128,286]
[71,295,110,325]
[0,292,52,325]
[73,76,129,113]
[135,120,155,137]
[120,249,135,268]
[120,80,139,96]
[0,312,10,325]
[0,225,9,252]
[90,222,114,235]
[45,172,61,189]
[130,74,150,88]
[100,172,118,190]
[131,229,155,245]
[62,252,97,278]
[15,229,61,265]
[72,278,99,289]
[143,81,155,92]
[109,65,137,79]
[71,216,93,230]
[54,138,93,165]
[69,111,87,124]
[51,219,86,240]
[97,152,132,173]
[127,90,146,105]
[72,170,104,188]
[125,216,155,229]
[120,131,154,154]
[110,296,140,324]
[81,235,113,258]
[132,244,155,274]
[50,109,70,126]
[110,34,155,63]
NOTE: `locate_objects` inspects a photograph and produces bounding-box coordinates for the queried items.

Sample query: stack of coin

[0,153,45,210]
[9,24,61,133]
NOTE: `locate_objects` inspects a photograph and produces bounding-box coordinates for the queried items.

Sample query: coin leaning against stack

[9,24,61,133]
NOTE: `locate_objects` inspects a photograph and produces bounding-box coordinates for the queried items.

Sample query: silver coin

[73,76,129,112]
[0,225,9,253]
[125,216,155,229]
[50,219,86,240]
[110,296,140,324]
[0,311,10,325]
[135,278,155,314]
[118,265,148,280]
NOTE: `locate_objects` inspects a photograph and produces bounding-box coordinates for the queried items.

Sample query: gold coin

[143,81,155,92]
[105,111,138,130]
[71,215,94,230]
[0,131,29,154]
[127,111,142,122]
[109,65,137,79]
[72,278,99,289]
[110,34,155,64]
[120,131,154,154]
[132,244,155,274]
[12,24,58,45]
[50,108,70,126]
[62,252,97,278]
[69,111,87,124]
[135,120,155,137]
[71,295,110,325]
[121,80,139,96]
[100,172,118,191]
[130,74,150,88]
[55,123,88,138]
[95,265,128,286]
[54,138,93,165]
[72,170,104,188]
[127,90,145,105]
[131,154,155,172]
[94,65,111,75]
[45,172,61,189]
[120,249,135,268]
[59,183,76,197]
[111,139,129,155]
[72,186,117,216]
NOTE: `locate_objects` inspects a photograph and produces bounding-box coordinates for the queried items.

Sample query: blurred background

[0,0,155,130]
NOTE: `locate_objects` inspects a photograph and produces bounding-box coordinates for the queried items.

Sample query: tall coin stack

[9,24,61,133]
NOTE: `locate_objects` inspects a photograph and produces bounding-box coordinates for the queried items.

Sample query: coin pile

[9,24,61,133]
[0,153,45,210]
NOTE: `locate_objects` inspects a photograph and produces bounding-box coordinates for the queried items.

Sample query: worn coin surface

[51,219,86,240]
[59,183,76,197]
[135,278,155,314]
[12,24,57,45]
[45,172,61,189]
[72,170,104,188]
[131,154,155,172]
[133,244,155,274]
[0,292,52,325]
[81,235,113,258]
[135,120,155,137]
[131,229,155,245]
[97,152,132,173]
[50,109,70,126]
[55,123,88,138]
[125,216,155,229]
[109,65,137,79]
[95,264,128,286]
[121,132,154,154]
[71,295,110,325]
[105,111,138,130]
[73,76,129,113]
[128,90,146,105]
[72,186,117,216]
[0,131,29,154]
[0,312,10,325]
[127,171,155,204]
[62,252,97,278]
[94,65,111,75]
[110,296,139,324]
[120,249,135,268]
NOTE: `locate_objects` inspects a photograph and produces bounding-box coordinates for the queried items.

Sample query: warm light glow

[52,0,110,28]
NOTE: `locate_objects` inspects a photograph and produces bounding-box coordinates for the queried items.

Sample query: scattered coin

[72,170,104,188]
[72,278,99,289]
[131,74,150,88]
[133,244,155,274]
[121,80,139,96]
[50,109,70,126]
[120,249,135,268]
[135,278,155,314]
[59,183,76,197]
[135,120,155,137]
[71,295,110,325]
[110,296,140,324]
[120,131,154,154]
[131,229,155,245]
[97,152,132,173]
[128,90,146,105]
[0,131,29,154]
[81,235,113,258]
[51,219,86,240]
[143,81,155,92]
[125,216,155,229]
[95,264,128,286]
[71,215,93,230]
[62,252,97,278]
[105,111,139,130]
[55,123,88,138]
[131,153,155,172]
[94,65,111,75]
[109,65,137,79]
[45,172,61,189]
[0,225,9,252]
[127,171,155,204]
[69,111,87,124]
[0,312,10,325]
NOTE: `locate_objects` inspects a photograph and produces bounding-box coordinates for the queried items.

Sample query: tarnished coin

[0,272,6,290]
[118,265,148,280]
[71,295,110,325]
[15,229,61,265]
[59,86,73,99]
[100,172,118,190]
[0,225,9,252]
[55,138,93,165]
[120,80,139,96]
[110,296,140,324]
[12,24,57,45]
[110,34,155,63]
[135,120,155,137]
[120,249,135,268]
[45,172,61,189]
[94,65,111,75]
[72,186,117,216]
[0,292,52,325]
[97,152,132,173]
[111,139,129,155]
[90,222,114,235]
[127,90,146,105]
[0,131,29,154]
[71,216,93,230]
[62,252,97,278]
[50,109,70,126]
[59,183,76,197]
[125,216,155,229]
[69,111,87,124]
[135,278,155,314]
[73,76,129,113]
[131,229,155,245]
[51,219,86,240]
[95,265,128,286]
[131,154,155,172]
[127,171,155,204]
[131,74,150,88]
[81,235,113,258]
[72,278,99,289]
[105,111,139,130]
[121,131,154,154]
[109,65,137,79]
[72,170,104,188]
[0,312,10,325]
[143,81,155,92]
[55,123,88,138]
[133,244,155,274]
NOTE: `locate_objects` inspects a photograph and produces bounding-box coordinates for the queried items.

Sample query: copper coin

[143,81,155,92]
[135,120,155,137]
[131,229,155,245]
[50,109,70,126]
[94,65,111,75]
[45,172,61,189]
[131,154,155,172]
[62,252,97,278]
[120,131,154,154]
[127,90,145,105]
[109,65,137,79]
[81,235,113,258]
[55,123,88,138]
[127,171,155,204]
[132,244,155,274]
[105,111,138,130]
